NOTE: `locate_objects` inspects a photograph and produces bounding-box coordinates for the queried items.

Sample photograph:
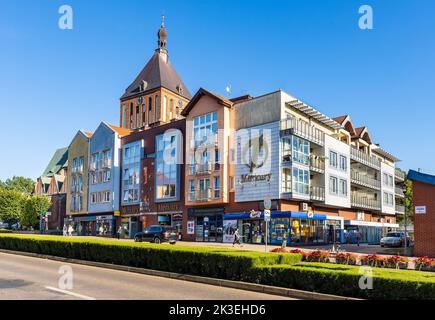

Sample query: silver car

[380,232,410,247]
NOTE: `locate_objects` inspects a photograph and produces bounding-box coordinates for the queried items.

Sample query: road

[0,252,293,300]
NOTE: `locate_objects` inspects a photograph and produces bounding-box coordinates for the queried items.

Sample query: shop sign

[96,215,112,222]
[204,217,209,222]
[264,209,271,221]
[241,173,272,184]
[157,203,180,213]
[307,212,314,219]
[250,210,262,219]
[187,221,195,235]
[415,206,426,214]
[121,206,139,216]
[172,213,183,221]
[114,211,121,217]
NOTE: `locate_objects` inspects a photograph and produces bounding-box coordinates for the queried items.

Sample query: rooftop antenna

[225,84,232,97]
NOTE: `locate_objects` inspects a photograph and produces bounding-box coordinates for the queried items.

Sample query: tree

[0,176,35,195]
[0,188,24,225]
[21,195,51,229]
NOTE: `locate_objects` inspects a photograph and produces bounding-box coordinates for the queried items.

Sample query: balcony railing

[350,147,381,170]
[351,192,381,211]
[188,192,196,202]
[395,186,405,197]
[196,163,212,175]
[395,205,405,214]
[310,186,325,201]
[351,170,381,190]
[280,119,325,146]
[395,168,405,181]
[310,156,325,173]
[196,189,211,202]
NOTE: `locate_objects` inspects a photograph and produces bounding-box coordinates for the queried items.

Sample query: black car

[134,225,177,244]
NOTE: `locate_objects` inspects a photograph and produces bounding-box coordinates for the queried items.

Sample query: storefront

[71,214,116,237]
[344,220,399,244]
[223,211,344,245]
[188,207,224,242]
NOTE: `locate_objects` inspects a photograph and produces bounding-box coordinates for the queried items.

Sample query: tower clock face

[178,100,183,107]
[137,97,143,104]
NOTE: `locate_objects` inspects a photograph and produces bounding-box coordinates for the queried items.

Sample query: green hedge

[248,262,435,300]
[1,234,434,299]
[0,234,301,280]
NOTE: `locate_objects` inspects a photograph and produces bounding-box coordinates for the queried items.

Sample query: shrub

[385,255,409,269]
[306,250,330,263]
[335,252,357,265]
[289,249,307,260]
[0,234,302,281]
[270,247,289,253]
[361,254,386,268]
[415,257,435,272]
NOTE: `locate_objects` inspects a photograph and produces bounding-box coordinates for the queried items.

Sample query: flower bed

[384,255,409,269]
[415,257,435,272]
[335,252,357,265]
[305,250,330,263]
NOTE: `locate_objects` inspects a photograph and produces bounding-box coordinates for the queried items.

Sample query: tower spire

[157,15,167,54]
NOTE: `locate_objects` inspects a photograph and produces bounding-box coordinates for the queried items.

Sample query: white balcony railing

[351,170,381,190]
[310,186,325,201]
[395,186,405,197]
[395,168,406,181]
[280,119,325,146]
[350,147,381,170]
[351,192,381,211]
[196,189,211,202]
[196,163,212,175]
[395,205,405,214]
[310,156,325,172]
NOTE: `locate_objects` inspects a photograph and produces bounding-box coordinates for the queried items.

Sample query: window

[78,176,83,192]
[136,105,140,128]
[91,153,100,170]
[122,104,127,128]
[198,178,210,200]
[77,195,82,211]
[193,112,218,147]
[282,138,292,161]
[103,191,111,203]
[229,176,234,190]
[142,104,146,124]
[148,97,153,124]
[156,133,179,200]
[292,167,309,195]
[71,176,77,191]
[388,175,394,187]
[130,103,134,128]
[292,137,309,165]
[214,176,220,199]
[122,142,141,204]
[72,158,78,173]
[103,169,111,182]
[155,95,160,120]
[90,193,97,204]
[329,151,338,168]
[214,149,220,171]
[169,99,174,118]
[383,192,394,206]
[339,179,347,196]
[329,176,338,195]
[189,180,195,201]
[339,155,347,171]
[282,168,292,193]
[102,149,111,168]
[79,157,84,172]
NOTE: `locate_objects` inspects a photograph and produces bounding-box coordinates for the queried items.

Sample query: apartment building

[80,122,132,237]
[181,88,402,244]
[119,19,191,131]
[120,119,186,239]
[65,130,92,224]
[34,147,69,230]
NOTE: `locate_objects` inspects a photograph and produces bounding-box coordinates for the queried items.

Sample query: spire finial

[161,14,165,27]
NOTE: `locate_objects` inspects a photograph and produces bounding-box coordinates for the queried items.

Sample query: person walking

[62,224,67,237]
[117,225,122,240]
[67,224,74,237]
[233,228,242,247]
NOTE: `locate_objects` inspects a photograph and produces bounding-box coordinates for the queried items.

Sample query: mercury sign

[415,206,426,214]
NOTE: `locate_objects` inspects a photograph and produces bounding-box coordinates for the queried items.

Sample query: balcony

[395,168,405,182]
[310,186,325,201]
[196,163,212,175]
[280,119,325,146]
[351,192,381,211]
[395,205,405,214]
[310,156,325,173]
[350,147,381,170]
[188,192,196,202]
[196,189,211,202]
[351,170,381,190]
[395,186,405,198]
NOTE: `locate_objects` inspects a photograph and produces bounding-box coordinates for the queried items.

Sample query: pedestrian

[117,225,122,240]
[99,225,104,237]
[356,231,361,247]
[68,225,74,237]
[62,224,67,237]
[233,228,242,247]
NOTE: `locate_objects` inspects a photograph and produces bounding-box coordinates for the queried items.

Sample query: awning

[223,211,327,221]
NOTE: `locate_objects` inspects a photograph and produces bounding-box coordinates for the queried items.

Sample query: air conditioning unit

[300,202,308,212]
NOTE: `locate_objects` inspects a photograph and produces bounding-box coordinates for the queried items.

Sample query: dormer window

[140,80,148,92]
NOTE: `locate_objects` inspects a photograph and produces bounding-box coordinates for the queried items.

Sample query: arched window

[148,97,153,125]
[155,95,160,121]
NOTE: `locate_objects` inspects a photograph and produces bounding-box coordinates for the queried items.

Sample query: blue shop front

[223,211,343,245]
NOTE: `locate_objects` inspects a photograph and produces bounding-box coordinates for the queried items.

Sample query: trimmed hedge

[248,262,435,300]
[0,234,301,280]
[1,234,435,299]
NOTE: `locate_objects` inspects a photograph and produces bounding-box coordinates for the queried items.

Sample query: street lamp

[402,184,408,253]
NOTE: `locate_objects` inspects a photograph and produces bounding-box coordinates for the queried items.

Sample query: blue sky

[0,0,434,180]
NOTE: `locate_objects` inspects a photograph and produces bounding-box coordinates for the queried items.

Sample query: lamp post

[402,184,408,253]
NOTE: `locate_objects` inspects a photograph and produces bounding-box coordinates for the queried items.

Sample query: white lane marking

[45,286,96,300]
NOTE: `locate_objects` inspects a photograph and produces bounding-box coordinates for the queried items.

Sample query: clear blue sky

[0,0,434,181]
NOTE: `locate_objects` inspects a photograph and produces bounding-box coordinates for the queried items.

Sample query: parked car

[380,232,411,247]
[134,225,177,244]
[0,222,9,229]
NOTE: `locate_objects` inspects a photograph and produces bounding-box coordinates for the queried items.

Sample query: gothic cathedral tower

[120,17,191,130]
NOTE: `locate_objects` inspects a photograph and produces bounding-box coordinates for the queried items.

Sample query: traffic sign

[264,209,271,221]
[263,197,271,210]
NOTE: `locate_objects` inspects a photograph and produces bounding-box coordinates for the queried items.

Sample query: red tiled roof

[108,124,132,137]
[333,115,349,125]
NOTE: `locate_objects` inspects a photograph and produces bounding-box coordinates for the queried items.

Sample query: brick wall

[412,180,435,257]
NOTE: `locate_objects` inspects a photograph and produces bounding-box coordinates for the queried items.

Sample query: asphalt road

[0,252,293,300]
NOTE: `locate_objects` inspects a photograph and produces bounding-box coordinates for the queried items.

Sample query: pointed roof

[121,20,191,101]
[334,115,356,136]
[42,147,68,177]
[107,123,133,137]
[181,88,234,116]
[333,115,349,125]
[352,127,372,144]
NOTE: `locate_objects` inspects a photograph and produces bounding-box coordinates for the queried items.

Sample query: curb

[0,249,360,300]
